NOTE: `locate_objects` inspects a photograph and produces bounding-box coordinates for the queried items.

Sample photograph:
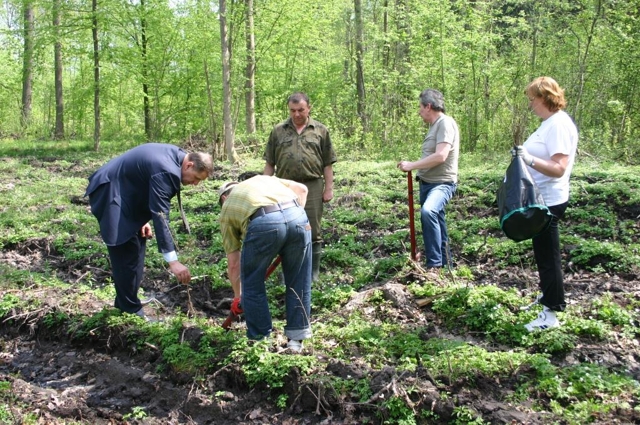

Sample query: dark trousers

[301,178,324,244]
[533,202,568,312]
[107,233,147,313]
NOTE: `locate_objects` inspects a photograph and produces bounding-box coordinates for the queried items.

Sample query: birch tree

[219,0,239,163]
[53,0,64,139]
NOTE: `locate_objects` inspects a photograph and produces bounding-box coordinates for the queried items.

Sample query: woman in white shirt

[513,76,578,331]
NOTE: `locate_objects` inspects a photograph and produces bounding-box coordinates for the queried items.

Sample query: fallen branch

[2,307,47,324]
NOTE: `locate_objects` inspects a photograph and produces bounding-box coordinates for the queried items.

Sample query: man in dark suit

[85,143,213,318]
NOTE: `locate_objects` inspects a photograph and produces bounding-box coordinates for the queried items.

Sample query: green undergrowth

[1,141,639,423]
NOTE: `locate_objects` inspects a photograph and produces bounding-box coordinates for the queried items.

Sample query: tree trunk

[219,0,239,164]
[354,0,367,138]
[53,0,65,140]
[382,0,389,143]
[140,0,151,140]
[573,0,602,123]
[395,0,410,76]
[203,60,221,160]
[92,0,101,151]
[21,0,34,131]
[244,0,256,138]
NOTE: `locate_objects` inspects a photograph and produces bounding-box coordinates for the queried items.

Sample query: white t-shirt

[523,110,578,206]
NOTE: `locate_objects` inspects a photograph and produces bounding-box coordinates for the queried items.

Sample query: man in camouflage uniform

[263,92,337,281]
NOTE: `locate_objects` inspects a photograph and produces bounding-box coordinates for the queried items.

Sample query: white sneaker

[287,340,303,353]
[524,309,559,332]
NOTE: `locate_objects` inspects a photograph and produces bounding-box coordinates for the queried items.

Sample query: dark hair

[419,89,446,113]
[238,171,261,181]
[187,152,214,176]
[287,92,310,106]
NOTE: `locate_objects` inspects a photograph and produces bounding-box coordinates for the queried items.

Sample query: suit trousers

[533,202,568,312]
[107,233,147,314]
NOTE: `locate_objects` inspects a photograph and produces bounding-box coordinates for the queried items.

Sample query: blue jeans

[419,181,457,267]
[241,206,312,340]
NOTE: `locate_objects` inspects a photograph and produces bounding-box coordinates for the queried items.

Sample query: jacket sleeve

[149,173,180,253]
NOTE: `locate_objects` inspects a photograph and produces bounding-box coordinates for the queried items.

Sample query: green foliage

[591,293,637,329]
[162,342,199,370]
[349,379,373,403]
[52,237,109,268]
[451,406,487,425]
[0,381,21,423]
[569,240,636,272]
[1,0,640,162]
[276,394,288,410]
[0,294,24,318]
[228,340,316,389]
[528,328,577,355]
[311,284,354,312]
[431,285,525,343]
[68,308,139,341]
[534,362,640,403]
[379,396,417,425]
[42,311,70,329]
[0,404,11,424]
[0,267,36,289]
[122,406,148,421]
[523,355,640,422]
[563,317,611,340]
[420,340,542,383]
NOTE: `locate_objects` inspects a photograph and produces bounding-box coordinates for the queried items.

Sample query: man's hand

[511,146,535,167]
[168,261,191,284]
[140,223,153,239]
[397,161,413,172]
[323,188,333,203]
[230,297,243,315]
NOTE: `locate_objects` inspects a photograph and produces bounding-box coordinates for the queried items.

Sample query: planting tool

[221,255,282,330]
[407,171,418,261]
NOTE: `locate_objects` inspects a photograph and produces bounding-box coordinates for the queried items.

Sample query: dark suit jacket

[85,143,186,253]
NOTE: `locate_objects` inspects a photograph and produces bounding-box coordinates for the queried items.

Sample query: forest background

[0,0,638,162]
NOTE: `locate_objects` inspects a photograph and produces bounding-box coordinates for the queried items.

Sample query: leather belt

[250,199,299,221]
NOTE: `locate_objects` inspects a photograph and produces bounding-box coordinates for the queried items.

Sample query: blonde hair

[525,76,566,112]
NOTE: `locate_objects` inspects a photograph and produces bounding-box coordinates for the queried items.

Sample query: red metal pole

[221,311,236,330]
[265,256,282,279]
[407,171,417,261]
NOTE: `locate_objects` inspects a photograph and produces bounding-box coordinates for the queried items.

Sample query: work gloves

[230,297,243,315]
[510,145,535,167]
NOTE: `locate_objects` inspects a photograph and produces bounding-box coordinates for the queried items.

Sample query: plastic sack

[497,155,552,242]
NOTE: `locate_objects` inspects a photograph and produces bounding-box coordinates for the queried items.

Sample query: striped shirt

[219,175,298,253]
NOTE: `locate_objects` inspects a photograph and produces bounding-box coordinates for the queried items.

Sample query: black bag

[497,155,552,242]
